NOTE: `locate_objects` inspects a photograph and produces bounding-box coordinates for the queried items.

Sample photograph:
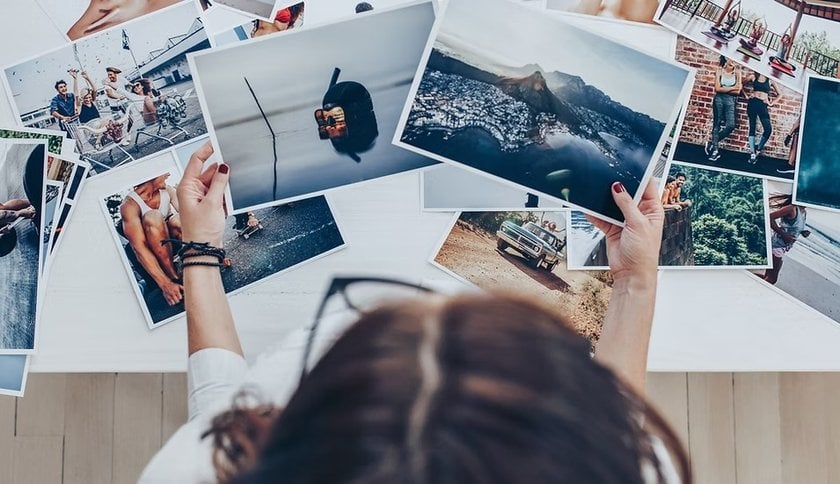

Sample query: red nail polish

[218,164,229,174]
[612,182,625,194]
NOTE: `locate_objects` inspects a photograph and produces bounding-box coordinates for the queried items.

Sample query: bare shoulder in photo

[396,0,693,225]
[36,0,187,41]
[4,1,210,176]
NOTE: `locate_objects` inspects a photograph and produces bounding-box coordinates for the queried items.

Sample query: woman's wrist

[612,269,657,294]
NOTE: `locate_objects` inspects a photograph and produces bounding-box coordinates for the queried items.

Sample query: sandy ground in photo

[435,221,610,345]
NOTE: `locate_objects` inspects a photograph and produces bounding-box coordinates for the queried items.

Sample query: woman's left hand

[176,142,230,248]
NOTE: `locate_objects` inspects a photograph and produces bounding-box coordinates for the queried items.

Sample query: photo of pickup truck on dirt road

[431,210,613,346]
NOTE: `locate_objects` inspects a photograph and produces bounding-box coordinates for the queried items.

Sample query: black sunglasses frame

[299,276,434,383]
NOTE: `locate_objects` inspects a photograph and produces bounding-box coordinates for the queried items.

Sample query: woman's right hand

[586,179,664,284]
[176,142,230,248]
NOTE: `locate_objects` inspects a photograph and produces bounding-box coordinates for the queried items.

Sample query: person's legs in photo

[763,250,785,284]
[708,95,723,156]
[141,210,179,281]
[755,105,773,154]
[747,98,760,163]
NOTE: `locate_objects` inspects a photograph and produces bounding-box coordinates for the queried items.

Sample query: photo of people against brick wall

[566,161,772,269]
[672,37,804,181]
[655,0,840,94]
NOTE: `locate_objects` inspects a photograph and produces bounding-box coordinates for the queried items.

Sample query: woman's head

[82,88,94,105]
[216,293,689,484]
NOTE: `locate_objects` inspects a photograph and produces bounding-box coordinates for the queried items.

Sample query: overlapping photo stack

[2,0,839,396]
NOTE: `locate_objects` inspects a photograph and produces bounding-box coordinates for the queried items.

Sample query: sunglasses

[299,276,435,383]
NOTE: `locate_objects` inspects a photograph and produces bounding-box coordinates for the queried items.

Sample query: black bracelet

[163,239,226,261]
[181,249,226,261]
[181,260,229,270]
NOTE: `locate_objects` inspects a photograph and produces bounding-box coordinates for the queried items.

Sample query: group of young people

[49,66,161,151]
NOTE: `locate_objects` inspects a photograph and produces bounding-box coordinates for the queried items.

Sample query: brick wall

[675,37,803,160]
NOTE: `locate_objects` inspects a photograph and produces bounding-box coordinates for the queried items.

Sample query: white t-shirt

[140,331,681,483]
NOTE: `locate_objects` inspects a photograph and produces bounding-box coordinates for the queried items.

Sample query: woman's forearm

[184,260,242,356]
[594,273,657,395]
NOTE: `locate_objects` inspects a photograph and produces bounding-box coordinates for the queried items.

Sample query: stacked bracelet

[163,240,232,273]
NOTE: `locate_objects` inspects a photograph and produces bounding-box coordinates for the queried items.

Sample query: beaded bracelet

[181,260,230,270]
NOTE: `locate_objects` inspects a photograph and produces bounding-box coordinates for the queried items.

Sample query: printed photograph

[214,2,305,44]
[0,355,29,397]
[568,162,771,268]
[672,37,804,180]
[422,164,562,211]
[431,210,613,346]
[0,142,50,352]
[0,128,67,157]
[192,1,437,211]
[655,0,840,93]
[793,75,840,212]
[397,0,692,224]
[213,0,278,18]
[102,168,346,327]
[755,182,840,325]
[35,0,186,41]
[41,180,63,269]
[3,2,210,175]
[546,0,659,24]
[212,0,408,46]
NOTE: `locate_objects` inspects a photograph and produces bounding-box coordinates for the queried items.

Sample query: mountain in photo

[401,42,669,222]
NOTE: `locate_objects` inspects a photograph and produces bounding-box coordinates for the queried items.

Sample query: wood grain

[687,373,736,484]
[63,374,115,484]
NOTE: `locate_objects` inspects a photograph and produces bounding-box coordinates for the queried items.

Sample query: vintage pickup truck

[496,220,565,271]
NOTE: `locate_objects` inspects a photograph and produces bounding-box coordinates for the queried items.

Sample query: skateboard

[236,213,264,240]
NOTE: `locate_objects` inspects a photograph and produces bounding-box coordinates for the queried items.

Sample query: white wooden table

[3,1,840,372]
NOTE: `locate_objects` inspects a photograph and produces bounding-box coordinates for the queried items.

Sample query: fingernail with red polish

[218,164,229,174]
[612,182,625,194]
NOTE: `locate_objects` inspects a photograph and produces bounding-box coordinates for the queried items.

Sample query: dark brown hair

[214,293,691,483]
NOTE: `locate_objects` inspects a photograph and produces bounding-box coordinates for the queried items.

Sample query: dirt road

[434,221,610,344]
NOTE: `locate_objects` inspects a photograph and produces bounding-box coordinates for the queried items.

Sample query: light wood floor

[1,373,838,483]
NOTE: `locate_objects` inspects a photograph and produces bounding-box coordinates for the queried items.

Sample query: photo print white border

[393,0,695,226]
[188,0,438,215]
[1,1,209,180]
[99,154,350,329]
[792,73,840,214]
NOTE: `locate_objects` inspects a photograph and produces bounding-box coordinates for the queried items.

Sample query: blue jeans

[711,94,736,149]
